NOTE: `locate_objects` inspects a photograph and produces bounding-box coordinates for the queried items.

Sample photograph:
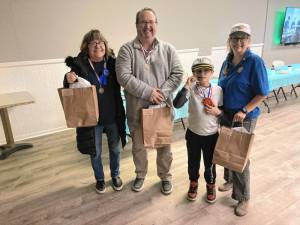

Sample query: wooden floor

[1,94,300,225]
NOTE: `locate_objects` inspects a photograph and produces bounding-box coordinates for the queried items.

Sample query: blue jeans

[90,123,121,181]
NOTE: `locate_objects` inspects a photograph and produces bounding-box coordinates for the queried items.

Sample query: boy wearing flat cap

[173,57,223,203]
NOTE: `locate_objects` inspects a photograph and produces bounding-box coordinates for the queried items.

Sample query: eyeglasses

[88,41,105,48]
[230,36,249,43]
[194,69,211,75]
[138,20,157,26]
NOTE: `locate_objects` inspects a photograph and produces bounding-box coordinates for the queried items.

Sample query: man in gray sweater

[116,7,183,195]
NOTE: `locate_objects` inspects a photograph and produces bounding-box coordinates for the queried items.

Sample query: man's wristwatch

[241,107,248,114]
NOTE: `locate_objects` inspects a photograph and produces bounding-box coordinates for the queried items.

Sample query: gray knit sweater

[116,37,183,131]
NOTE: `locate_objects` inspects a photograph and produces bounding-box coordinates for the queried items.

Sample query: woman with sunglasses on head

[63,29,126,194]
[218,23,269,216]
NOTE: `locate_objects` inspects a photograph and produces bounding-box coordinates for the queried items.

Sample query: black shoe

[96,180,105,194]
[132,178,144,192]
[161,180,172,195]
[112,177,123,191]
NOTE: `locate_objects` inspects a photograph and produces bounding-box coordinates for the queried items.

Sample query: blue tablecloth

[267,66,300,90]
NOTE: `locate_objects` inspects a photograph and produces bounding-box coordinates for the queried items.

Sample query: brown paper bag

[58,86,99,128]
[142,106,173,148]
[213,126,255,173]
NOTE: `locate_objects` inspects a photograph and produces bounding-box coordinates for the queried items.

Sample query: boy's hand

[204,104,222,117]
[184,76,197,89]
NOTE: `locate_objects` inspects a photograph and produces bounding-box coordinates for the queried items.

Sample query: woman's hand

[233,111,246,122]
[66,72,77,84]
[184,76,196,89]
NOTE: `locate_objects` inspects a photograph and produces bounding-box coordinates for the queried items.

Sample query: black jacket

[63,52,127,156]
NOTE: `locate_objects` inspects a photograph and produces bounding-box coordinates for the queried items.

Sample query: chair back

[272,60,285,67]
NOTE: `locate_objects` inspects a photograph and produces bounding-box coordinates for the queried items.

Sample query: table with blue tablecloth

[268,64,300,90]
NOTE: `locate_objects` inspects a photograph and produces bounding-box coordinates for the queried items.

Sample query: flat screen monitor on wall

[281,7,300,45]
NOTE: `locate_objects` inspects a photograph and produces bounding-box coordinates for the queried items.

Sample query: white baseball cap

[230,23,251,36]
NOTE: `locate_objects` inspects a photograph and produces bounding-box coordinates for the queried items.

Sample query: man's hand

[150,88,165,104]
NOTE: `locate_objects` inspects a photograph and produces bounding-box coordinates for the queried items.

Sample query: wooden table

[0,91,35,160]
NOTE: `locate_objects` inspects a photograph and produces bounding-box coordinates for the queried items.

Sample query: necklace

[88,58,109,94]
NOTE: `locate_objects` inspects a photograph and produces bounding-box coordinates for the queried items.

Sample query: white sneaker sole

[161,186,173,195]
[206,198,216,204]
[112,184,123,191]
[132,182,144,192]
[95,187,106,194]
[187,195,197,201]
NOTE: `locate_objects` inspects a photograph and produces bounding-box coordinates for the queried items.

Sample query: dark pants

[221,112,257,201]
[185,129,218,184]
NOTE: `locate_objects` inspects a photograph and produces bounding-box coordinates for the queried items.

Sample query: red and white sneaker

[187,181,198,201]
[206,183,216,203]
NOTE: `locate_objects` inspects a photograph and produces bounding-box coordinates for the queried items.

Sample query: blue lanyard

[88,58,110,87]
[99,68,109,86]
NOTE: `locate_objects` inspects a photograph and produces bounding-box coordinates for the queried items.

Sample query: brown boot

[187,181,198,201]
[218,182,233,192]
[235,200,249,216]
[206,183,216,203]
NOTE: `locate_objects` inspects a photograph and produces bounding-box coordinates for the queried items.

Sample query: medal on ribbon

[88,59,109,94]
[195,85,214,107]
[97,68,109,94]
[202,97,214,107]
[98,87,105,94]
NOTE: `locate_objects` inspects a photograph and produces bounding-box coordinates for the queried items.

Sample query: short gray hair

[135,7,157,24]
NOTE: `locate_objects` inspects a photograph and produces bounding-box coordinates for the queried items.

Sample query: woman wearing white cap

[218,23,269,216]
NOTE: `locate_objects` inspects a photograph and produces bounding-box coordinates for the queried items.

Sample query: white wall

[0,0,268,62]
[0,60,69,144]
[1,1,299,65]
